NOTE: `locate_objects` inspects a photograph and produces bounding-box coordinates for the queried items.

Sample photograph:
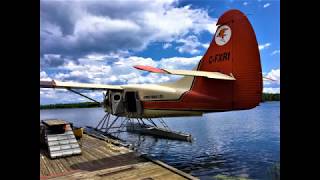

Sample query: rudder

[192,9,262,110]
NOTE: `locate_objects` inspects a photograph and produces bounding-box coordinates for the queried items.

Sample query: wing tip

[40,80,56,88]
[134,65,166,73]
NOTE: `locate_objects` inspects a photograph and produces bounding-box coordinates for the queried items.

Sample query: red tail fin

[143,10,262,112]
[191,9,262,110]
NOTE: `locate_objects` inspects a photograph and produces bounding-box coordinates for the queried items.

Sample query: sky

[40,0,280,105]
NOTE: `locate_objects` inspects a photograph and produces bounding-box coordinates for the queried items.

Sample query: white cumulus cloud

[259,43,271,50]
[202,43,210,49]
[263,88,280,94]
[263,3,271,8]
[271,50,280,56]
[40,71,52,81]
[163,43,172,49]
[40,0,217,57]
[176,35,207,55]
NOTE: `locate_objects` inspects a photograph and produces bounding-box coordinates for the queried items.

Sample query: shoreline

[40,100,279,110]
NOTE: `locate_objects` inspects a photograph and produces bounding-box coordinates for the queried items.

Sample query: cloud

[55,60,113,84]
[40,71,52,81]
[163,43,172,49]
[243,2,248,6]
[41,54,66,67]
[175,35,206,54]
[40,0,217,58]
[263,3,271,8]
[259,43,271,50]
[158,55,201,69]
[263,87,280,94]
[271,50,280,56]
[202,43,210,49]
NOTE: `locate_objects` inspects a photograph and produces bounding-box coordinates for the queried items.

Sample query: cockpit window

[113,94,121,101]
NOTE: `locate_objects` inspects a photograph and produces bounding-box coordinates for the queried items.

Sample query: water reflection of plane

[40,10,273,141]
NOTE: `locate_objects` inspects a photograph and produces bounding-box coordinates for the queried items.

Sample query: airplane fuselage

[103,75,242,118]
[103,76,206,118]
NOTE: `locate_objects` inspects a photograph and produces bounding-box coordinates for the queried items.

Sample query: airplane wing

[134,65,236,80]
[40,80,123,90]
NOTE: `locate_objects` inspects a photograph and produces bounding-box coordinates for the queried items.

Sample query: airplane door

[125,91,142,115]
[110,91,125,115]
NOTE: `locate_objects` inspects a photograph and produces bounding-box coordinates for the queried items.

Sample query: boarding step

[41,119,82,159]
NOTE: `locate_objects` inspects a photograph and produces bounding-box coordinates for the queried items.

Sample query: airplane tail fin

[135,10,262,111]
[192,9,263,110]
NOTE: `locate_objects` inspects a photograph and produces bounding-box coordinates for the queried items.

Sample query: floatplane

[41,9,271,141]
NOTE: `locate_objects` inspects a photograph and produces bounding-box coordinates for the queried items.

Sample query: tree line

[262,93,280,102]
[40,102,100,109]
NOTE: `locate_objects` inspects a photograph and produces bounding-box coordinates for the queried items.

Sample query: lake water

[40,102,280,180]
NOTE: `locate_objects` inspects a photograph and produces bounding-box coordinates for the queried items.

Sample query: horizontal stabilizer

[40,80,123,90]
[134,65,236,80]
[263,76,276,81]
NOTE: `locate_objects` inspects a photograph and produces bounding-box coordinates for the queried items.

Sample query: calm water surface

[40,102,280,180]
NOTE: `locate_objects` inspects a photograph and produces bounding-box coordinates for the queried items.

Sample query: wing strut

[67,88,101,105]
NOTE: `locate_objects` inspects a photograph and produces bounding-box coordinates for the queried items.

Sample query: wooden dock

[40,133,198,180]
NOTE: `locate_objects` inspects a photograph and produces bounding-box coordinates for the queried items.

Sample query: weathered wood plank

[105,164,161,180]
[40,154,50,176]
[40,134,197,180]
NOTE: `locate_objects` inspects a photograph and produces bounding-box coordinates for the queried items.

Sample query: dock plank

[40,134,198,180]
[106,163,163,180]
